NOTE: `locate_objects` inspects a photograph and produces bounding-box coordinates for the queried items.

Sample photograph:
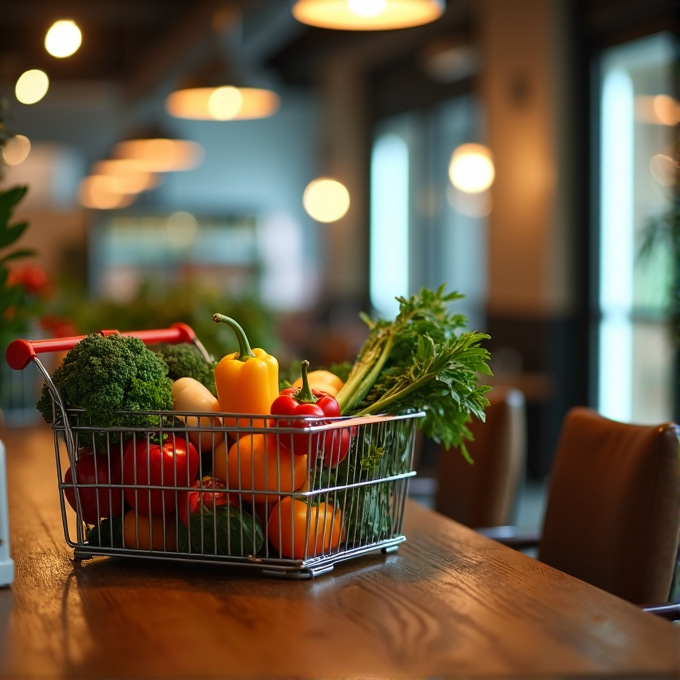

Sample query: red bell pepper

[271,360,350,467]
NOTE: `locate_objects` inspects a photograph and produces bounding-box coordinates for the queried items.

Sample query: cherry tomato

[177,476,237,527]
[212,433,307,504]
[63,450,123,525]
[268,497,343,559]
[123,510,177,551]
[122,434,199,516]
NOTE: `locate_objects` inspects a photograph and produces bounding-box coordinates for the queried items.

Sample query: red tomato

[177,476,237,527]
[63,450,123,525]
[122,434,199,516]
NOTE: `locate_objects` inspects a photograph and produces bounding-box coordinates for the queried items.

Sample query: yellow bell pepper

[291,369,344,397]
[212,314,279,428]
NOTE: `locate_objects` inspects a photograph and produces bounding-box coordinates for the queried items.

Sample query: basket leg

[72,549,94,562]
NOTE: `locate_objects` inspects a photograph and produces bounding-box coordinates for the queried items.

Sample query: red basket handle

[6,323,198,371]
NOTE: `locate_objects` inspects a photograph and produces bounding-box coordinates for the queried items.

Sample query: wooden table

[1,423,679,679]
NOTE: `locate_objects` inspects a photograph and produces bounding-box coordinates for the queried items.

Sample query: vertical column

[477,0,576,476]
[478,0,572,317]
[316,57,370,308]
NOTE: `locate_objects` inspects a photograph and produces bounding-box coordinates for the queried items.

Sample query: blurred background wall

[0,0,677,478]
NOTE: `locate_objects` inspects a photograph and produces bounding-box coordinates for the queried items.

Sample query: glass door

[597,32,677,423]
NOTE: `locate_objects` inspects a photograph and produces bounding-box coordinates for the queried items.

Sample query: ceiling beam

[121,0,229,104]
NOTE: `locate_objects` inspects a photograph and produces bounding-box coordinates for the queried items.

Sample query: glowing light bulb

[91,159,160,193]
[652,94,679,126]
[208,86,244,120]
[348,0,387,17]
[2,135,31,166]
[45,20,82,58]
[112,138,203,172]
[15,70,49,105]
[292,0,444,30]
[448,143,495,194]
[303,178,350,223]
[78,176,135,210]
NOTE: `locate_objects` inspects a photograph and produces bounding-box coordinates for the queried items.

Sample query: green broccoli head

[36,333,174,434]
[151,343,216,396]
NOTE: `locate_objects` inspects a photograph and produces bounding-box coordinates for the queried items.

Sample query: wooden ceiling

[0,0,488,124]
[0,0,197,82]
[0,0,475,88]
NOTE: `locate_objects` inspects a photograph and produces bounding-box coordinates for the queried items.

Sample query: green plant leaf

[0,247,37,265]
[0,220,29,249]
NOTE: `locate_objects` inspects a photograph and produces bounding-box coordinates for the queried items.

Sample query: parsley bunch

[335,285,492,461]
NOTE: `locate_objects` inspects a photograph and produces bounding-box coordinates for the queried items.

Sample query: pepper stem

[212,314,256,361]
[296,360,318,404]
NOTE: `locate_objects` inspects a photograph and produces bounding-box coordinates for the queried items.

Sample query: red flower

[8,265,48,294]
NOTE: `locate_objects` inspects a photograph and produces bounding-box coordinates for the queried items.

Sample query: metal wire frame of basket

[6,325,424,578]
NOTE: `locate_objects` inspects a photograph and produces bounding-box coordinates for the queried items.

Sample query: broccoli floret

[151,343,216,396]
[36,333,174,440]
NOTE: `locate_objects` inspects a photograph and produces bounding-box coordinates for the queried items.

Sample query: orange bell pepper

[212,314,279,428]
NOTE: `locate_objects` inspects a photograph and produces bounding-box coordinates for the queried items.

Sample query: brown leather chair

[435,386,526,528]
[491,406,680,616]
[540,407,680,605]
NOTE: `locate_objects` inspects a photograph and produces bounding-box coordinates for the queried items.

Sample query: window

[597,32,676,423]
[369,94,487,329]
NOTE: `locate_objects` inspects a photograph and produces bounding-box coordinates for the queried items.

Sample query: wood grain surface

[1,423,679,679]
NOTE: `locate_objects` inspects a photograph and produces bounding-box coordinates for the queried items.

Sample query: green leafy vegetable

[316,414,417,544]
[151,342,216,396]
[328,361,352,383]
[36,333,174,445]
[335,285,492,459]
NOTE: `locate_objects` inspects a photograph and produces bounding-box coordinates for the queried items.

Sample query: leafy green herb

[315,416,417,544]
[328,361,352,383]
[335,285,491,460]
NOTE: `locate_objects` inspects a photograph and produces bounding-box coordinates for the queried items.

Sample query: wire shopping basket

[6,324,423,578]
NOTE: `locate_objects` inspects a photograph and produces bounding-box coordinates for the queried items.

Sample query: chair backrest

[435,386,526,528]
[538,406,680,604]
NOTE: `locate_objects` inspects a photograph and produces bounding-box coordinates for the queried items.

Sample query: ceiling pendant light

[91,159,162,193]
[291,0,445,30]
[111,127,204,173]
[165,6,280,121]
[448,143,495,194]
[303,177,351,222]
[45,19,82,58]
[78,175,136,210]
